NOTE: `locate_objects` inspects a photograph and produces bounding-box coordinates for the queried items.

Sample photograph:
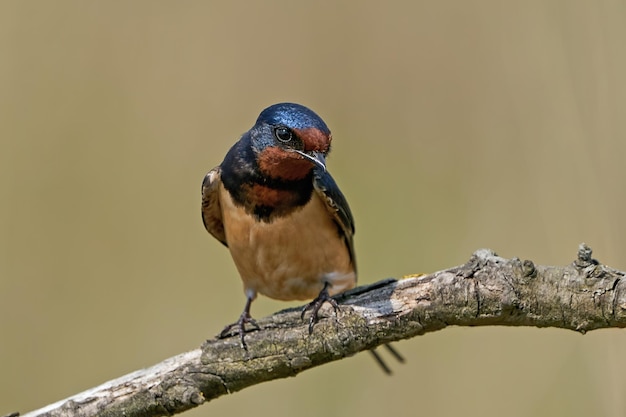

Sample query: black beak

[294,150,326,172]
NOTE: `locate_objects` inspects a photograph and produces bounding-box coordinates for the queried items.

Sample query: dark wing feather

[312,168,356,274]
[201,167,228,247]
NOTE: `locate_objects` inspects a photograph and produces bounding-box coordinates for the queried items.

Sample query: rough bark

[14,244,626,417]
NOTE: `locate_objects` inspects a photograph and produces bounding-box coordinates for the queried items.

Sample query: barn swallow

[201,103,403,373]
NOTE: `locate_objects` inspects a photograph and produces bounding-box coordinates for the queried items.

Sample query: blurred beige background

[2,1,626,416]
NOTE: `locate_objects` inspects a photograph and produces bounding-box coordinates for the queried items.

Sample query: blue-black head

[249,103,332,179]
[256,103,330,135]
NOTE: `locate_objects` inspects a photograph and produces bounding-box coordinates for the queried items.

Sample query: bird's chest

[219,185,355,300]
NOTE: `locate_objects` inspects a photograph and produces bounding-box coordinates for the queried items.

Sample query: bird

[201,103,403,373]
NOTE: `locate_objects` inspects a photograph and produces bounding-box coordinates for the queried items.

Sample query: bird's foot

[218,311,260,350]
[301,282,339,334]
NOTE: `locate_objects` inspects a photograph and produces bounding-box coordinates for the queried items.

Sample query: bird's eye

[274,127,293,143]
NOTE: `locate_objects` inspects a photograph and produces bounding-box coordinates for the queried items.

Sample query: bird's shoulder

[313,168,356,266]
[201,166,227,246]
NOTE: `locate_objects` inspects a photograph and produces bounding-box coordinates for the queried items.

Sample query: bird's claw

[301,283,340,334]
[218,312,260,350]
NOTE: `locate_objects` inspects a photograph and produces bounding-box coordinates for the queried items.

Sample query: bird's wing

[313,168,356,271]
[201,166,228,247]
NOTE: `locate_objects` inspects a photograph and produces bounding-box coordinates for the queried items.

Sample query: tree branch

[16,244,626,417]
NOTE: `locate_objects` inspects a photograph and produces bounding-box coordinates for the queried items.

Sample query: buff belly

[219,185,356,301]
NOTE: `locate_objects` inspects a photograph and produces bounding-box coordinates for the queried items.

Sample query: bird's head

[250,103,331,181]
